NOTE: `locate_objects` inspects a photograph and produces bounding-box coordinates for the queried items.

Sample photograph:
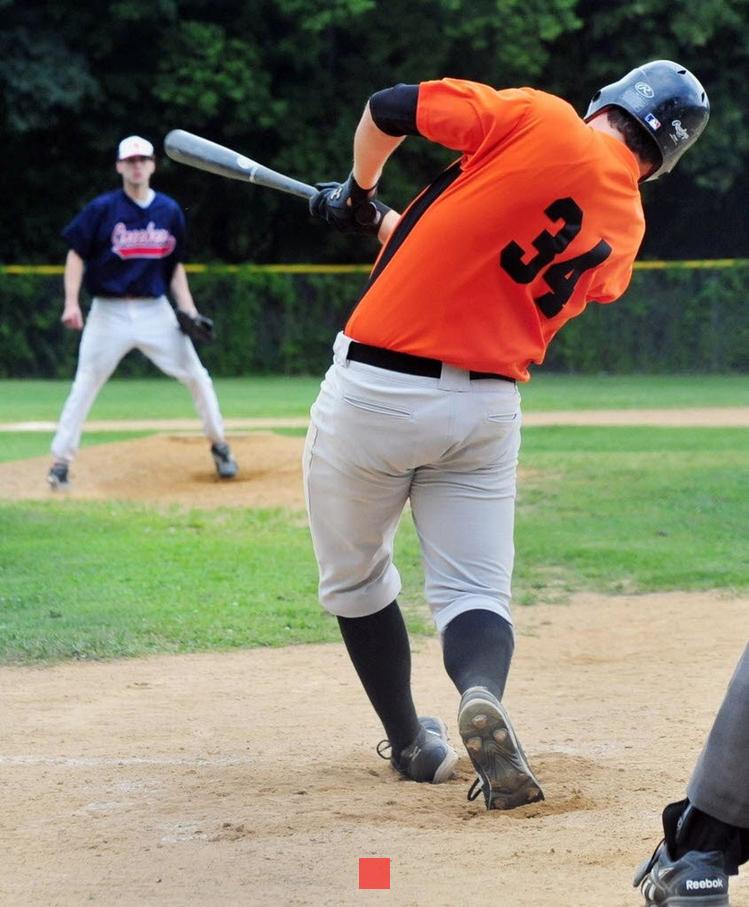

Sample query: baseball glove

[176,309,214,343]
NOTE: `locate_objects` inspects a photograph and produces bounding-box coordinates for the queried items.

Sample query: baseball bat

[163,129,316,201]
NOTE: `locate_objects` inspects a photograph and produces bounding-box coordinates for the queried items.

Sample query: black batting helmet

[585,60,710,181]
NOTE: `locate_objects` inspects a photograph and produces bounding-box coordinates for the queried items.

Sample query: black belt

[346,341,515,383]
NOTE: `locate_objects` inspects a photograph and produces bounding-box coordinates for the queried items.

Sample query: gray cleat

[378,716,459,784]
[211,442,238,479]
[633,843,729,906]
[47,462,70,490]
[458,685,544,810]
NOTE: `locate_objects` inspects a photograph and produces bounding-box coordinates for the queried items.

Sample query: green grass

[1,425,746,664]
[0,373,747,423]
[0,377,322,421]
[0,504,328,662]
[0,431,153,463]
[520,373,749,411]
[514,427,749,598]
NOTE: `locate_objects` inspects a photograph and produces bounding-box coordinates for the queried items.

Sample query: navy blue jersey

[62,189,186,297]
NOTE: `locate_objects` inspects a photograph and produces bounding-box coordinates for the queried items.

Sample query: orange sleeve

[587,257,636,304]
[416,79,531,155]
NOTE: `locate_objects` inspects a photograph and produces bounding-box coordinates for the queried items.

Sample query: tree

[1,0,746,263]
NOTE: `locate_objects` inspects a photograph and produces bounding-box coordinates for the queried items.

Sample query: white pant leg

[51,300,135,463]
[305,333,522,624]
[409,384,521,634]
[303,360,413,617]
[133,298,225,443]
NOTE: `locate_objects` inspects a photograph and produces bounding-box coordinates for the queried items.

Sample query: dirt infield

[1,422,748,905]
[0,433,308,508]
[2,593,747,906]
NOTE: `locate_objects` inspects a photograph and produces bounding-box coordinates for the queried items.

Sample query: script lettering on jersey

[111,222,177,260]
[500,197,612,318]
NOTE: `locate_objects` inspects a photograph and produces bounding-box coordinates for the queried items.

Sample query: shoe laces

[634,839,666,889]
[467,778,484,802]
[376,739,392,761]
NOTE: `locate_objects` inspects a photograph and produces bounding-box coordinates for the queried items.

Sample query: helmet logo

[669,119,690,144]
[635,81,655,98]
[645,112,661,130]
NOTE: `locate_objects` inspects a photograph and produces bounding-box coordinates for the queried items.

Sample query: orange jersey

[346,79,646,381]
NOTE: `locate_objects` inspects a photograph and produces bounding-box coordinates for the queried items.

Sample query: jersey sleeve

[587,256,636,304]
[61,199,103,260]
[415,79,532,156]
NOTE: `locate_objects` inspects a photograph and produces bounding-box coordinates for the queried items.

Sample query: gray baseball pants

[303,332,521,633]
[688,642,749,827]
[51,297,225,463]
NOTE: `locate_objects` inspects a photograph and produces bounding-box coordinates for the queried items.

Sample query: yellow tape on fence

[2,259,749,276]
[633,259,749,270]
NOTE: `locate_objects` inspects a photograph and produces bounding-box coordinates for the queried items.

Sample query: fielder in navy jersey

[48,135,238,489]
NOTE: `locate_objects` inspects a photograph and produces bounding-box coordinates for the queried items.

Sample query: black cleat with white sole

[47,462,70,490]
[211,442,238,479]
[378,716,459,784]
[458,686,544,810]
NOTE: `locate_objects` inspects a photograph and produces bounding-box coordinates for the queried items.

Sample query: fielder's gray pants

[51,297,225,463]
[687,642,749,827]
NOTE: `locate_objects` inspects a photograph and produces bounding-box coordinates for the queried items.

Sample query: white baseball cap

[117,135,154,160]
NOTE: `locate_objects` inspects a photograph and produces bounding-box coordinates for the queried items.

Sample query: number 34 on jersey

[500,197,612,319]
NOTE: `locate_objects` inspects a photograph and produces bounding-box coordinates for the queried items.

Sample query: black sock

[337,600,421,756]
[442,609,514,701]
[665,799,748,875]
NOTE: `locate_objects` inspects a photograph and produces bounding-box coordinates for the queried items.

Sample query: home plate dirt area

[1,421,747,906]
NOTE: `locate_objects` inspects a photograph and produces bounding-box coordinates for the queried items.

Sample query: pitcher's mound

[0,433,307,508]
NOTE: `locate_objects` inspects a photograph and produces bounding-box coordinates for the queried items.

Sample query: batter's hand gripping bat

[163,129,316,201]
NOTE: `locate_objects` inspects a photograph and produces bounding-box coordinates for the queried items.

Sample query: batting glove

[309,173,391,236]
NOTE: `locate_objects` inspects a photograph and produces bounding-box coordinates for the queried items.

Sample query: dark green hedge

[1,267,747,378]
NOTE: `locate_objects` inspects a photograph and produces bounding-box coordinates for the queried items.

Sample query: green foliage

[154,21,284,128]
[2,268,747,378]
[5,0,748,263]
[545,267,749,373]
[0,29,99,132]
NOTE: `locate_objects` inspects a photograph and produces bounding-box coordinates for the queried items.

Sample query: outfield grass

[1,426,746,664]
[0,373,747,423]
[0,377,321,422]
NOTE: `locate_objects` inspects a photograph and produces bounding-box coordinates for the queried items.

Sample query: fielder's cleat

[633,842,729,906]
[47,462,70,490]
[458,686,544,810]
[211,441,238,479]
[377,716,459,784]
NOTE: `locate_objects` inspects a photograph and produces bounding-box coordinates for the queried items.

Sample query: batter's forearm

[352,102,406,191]
[63,250,84,304]
[378,209,401,245]
[170,264,198,316]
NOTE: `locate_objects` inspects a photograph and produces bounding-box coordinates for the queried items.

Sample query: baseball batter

[634,642,749,906]
[47,135,237,489]
[305,62,709,809]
